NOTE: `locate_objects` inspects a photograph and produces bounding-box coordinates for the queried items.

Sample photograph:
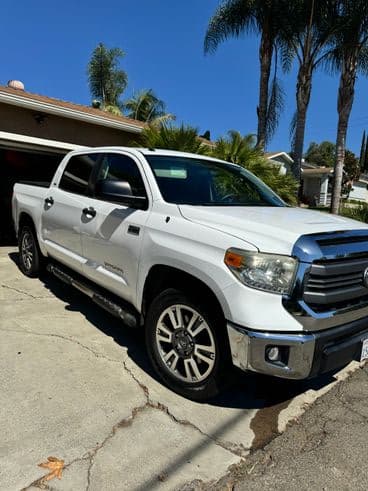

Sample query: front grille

[304,256,368,310]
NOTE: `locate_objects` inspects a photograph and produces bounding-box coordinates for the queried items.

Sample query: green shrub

[340,203,368,222]
[211,131,298,205]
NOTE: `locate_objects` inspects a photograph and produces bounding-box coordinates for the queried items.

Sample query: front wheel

[145,288,231,401]
[18,225,43,277]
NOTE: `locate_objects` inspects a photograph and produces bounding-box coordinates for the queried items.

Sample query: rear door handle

[82,207,96,218]
[44,196,54,206]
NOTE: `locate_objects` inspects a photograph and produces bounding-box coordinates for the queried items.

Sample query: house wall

[267,156,291,175]
[302,176,321,204]
[0,103,141,147]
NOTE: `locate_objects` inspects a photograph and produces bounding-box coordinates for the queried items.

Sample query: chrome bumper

[227,323,316,379]
[228,318,368,380]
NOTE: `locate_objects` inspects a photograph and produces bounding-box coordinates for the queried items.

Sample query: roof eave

[0,90,143,134]
[266,152,294,164]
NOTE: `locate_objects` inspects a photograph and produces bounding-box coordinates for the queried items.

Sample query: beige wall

[0,103,141,147]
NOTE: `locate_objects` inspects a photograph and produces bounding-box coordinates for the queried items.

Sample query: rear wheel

[145,288,230,401]
[18,225,43,277]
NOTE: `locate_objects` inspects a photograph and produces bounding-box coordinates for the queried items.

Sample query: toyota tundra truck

[12,147,368,400]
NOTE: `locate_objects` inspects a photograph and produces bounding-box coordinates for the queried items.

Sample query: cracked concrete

[0,247,362,490]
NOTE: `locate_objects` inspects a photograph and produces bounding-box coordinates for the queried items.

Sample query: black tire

[145,288,231,401]
[18,225,43,278]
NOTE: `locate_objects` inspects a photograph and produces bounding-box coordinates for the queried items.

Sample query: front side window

[146,156,285,207]
[59,153,100,195]
[96,153,147,197]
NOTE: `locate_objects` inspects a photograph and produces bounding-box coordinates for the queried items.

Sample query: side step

[47,263,138,328]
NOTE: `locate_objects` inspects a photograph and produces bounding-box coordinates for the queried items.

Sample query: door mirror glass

[95,179,148,209]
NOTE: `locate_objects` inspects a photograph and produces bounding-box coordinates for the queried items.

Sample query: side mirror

[95,179,148,210]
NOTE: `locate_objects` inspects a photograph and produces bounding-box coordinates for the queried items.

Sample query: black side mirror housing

[95,179,148,210]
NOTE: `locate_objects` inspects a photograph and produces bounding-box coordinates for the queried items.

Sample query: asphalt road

[185,363,368,491]
[0,247,360,490]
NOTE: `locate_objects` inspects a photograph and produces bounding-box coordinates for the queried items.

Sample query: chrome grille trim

[304,257,368,306]
[283,230,368,332]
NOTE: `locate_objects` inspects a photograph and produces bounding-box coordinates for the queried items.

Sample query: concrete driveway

[0,247,359,491]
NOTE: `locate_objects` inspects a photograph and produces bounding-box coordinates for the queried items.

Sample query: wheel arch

[18,212,47,257]
[141,264,227,321]
[18,211,37,232]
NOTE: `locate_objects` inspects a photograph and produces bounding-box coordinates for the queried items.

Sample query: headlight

[224,248,297,295]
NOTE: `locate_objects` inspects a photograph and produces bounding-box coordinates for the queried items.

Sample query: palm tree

[136,123,210,154]
[330,0,368,213]
[87,43,128,109]
[211,130,261,164]
[123,89,175,124]
[284,0,339,181]
[204,0,285,149]
[211,130,298,204]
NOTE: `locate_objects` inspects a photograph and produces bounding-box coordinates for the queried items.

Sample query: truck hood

[179,205,368,256]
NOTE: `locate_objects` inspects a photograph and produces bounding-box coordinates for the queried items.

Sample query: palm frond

[123,89,174,123]
[204,0,255,54]
[87,43,127,106]
[136,123,210,155]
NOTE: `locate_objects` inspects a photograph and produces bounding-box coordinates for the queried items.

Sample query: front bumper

[227,315,368,379]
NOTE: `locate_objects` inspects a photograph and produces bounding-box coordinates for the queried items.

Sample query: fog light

[266,346,280,362]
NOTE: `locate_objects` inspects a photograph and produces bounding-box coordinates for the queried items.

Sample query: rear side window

[96,153,147,196]
[59,154,100,195]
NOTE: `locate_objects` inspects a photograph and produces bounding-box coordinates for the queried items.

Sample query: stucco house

[265,151,294,175]
[265,151,336,206]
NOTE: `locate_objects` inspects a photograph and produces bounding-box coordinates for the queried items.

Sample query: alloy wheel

[155,304,216,383]
[21,231,34,271]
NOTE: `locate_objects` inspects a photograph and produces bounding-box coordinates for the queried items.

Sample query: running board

[47,263,138,328]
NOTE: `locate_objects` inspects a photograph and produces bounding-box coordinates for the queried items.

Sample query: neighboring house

[265,151,294,175]
[349,175,368,202]
[265,151,335,206]
[301,167,333,206]
[0,80,146,243]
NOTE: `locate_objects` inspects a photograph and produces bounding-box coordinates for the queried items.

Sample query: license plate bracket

[360,338,368,362]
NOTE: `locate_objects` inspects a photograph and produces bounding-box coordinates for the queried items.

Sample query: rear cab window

[59,153,100,195]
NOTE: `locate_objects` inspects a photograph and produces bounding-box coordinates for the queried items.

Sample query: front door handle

[82,206,96,218]
[44,196,54,206]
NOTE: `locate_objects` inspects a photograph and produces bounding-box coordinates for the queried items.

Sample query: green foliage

[87,43,128,107]
[103,104,123,116]
[340,203,368,223]
[305,141,336,167]
[359,130,366,171]
[211,130,298,205]
[266,72,285,144]
[211,131,260,164]
[305,141,359,179]
[344,150,360,180]
[123,89,174,124]
[137,123,210,155]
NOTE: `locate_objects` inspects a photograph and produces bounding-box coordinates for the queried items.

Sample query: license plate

[361,338,368,362]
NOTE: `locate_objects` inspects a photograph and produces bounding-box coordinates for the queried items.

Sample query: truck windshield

[146,155,285,207]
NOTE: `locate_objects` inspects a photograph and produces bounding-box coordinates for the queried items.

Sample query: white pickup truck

[12,147,368,400]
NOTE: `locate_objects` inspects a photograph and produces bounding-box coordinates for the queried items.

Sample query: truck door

[80,152,150,304]
[41,153,100,273]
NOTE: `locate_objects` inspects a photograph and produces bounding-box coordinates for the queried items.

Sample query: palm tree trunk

[292,64,313,182]
[256,30,273,150]
[331,53,357,214]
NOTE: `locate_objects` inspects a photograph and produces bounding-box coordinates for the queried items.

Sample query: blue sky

[1,0,368,155]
